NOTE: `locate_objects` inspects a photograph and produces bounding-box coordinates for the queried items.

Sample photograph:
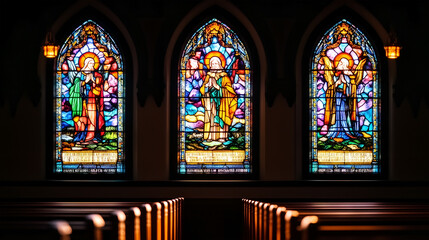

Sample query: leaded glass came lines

[309,19,380,175]
[178,18,252,175]
[54,20,125,175]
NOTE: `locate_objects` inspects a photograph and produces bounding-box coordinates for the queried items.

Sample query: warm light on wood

[172,199,177,240]
[299,216,319,240]
[162,201,169,240]
[87,214,105,240]
[131,207,142,240]
[263,203,270,240]
[112,210,126,240]
[168,200,173,240]
[87,214,105,228]
[268,204,278,240]
[285,210,299,220]
[113,210,127,222]
[276,207,287,240]
[285,210,299,240]
[258,202,264,240]
[132,207,141,217]
[384,45,401,59]
[154,202,162,240]
[142,204,152,240]
[300,215,319,230]
[52,220,72,240]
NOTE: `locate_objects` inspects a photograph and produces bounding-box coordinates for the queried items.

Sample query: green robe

[69,76,83,119]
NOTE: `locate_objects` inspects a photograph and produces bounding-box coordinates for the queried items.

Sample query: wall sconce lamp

[384,32,401,59]
[43,32,59,58]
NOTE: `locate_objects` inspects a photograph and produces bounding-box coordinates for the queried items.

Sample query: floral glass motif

[54,20,125,174]
[178,18,252,174]
[310,19,380,174]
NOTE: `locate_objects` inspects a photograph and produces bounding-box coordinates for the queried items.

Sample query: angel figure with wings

[319,53,367,141]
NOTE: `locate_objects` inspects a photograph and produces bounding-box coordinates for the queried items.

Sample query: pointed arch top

[57,20,124,71]
[293,1,390,180]
[173,15,256,178]
[53,19,127,177]
[164,0,266,109]
[307,18,382,178]
[313,19,378,70]
[180,18,251,70]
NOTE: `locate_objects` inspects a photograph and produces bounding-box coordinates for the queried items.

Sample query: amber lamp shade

[43,44,59,58]
[384,45,401,59]
[43,32,59,58]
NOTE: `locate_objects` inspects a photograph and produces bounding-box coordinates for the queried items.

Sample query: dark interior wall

[0,0,428,190]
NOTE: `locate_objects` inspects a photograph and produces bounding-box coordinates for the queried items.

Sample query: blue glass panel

[310,19,380,175]
[55,20,125,175]
[178,18,252,175]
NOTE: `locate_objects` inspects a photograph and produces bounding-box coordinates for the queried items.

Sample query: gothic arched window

[309,19,381,176]
[54,20,126,176]
[177,18,253,176]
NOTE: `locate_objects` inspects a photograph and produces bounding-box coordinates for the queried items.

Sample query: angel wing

[321,56,334,86]
[354,58,367,85]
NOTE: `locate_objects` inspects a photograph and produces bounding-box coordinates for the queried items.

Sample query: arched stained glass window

[310,19,380,175]
[177,18,252,175]
[54,20,125,175]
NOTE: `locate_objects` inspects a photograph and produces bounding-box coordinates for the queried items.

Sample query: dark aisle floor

[182,198,243,240]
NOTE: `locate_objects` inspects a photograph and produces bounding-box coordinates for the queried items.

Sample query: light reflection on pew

[149,198,183,240]
[276,207,287,240]
[297,216,319,240]
[86,214,105,240]
[126,207,142,240]
[267,203,278,240]
[243,198,321,240]
[153,202,163,240]
[141,204,151,240]
[52,220,73,240]
[110,210,126,240]
[285,210,299,240]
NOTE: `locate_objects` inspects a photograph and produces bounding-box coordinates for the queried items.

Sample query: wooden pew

[0,197,184,240]
[273,201,429,240]
[0,202,138,240]
[247,201,300,240]
[126,207,143,240]
[243,199,429,240]
[297,216,319,240]
[0,219,73,240]
[109,211,127,240]
[86,214,106,240]
[243,199,284,240]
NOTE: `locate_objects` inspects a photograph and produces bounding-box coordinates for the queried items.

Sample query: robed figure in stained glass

[200,53,238,142]
[178,18,252,174]
[314,20,377,146]
[68,55,106,143]
[319,52,367,140]
[55,20,125,174]
[310,19,380,174]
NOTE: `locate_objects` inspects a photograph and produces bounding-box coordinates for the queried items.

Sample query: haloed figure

[200,56,237,142]
[320,55,367,141]
[70,57,105,143]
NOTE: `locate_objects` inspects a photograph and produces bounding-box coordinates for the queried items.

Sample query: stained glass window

[177,18,252,175]
[309,19,380,175]
[54,20,125,175]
